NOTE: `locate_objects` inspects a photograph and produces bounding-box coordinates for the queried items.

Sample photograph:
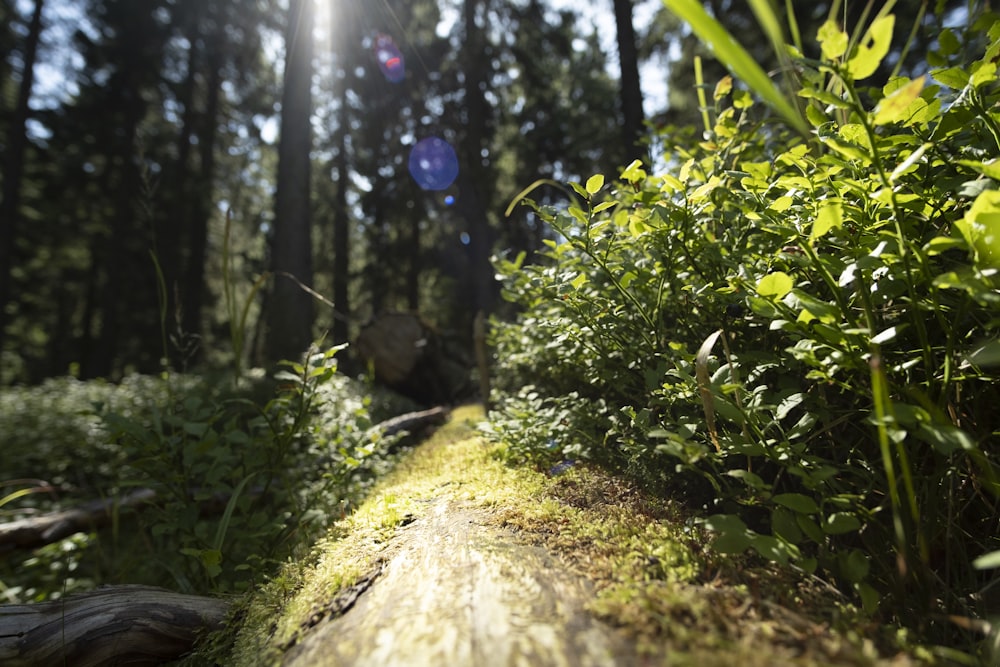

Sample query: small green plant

[489,4,1000,657]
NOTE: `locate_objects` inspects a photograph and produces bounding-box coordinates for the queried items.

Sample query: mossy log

[0,584,229,666]
[282,500,637,667]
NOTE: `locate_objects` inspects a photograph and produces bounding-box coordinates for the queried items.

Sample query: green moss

[198,405,921,667]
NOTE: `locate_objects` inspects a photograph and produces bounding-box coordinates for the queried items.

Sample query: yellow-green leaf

[847,15,895,81]
[570,272,588,290]
[956,190,1000,268]
[817,19,848,60]
[714,75,733,100]
[757,271,794,298]
[873,76,925,125]
[811,201,843,241]
[585,174,605,196]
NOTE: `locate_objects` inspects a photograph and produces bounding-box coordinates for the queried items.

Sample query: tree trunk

[613,0,645,165]
[459,0,495,316]
[267,0,315,363]
[182,42,223,348]
[0,0,44,381]
[330,0,354,345]
[0,585,228,667]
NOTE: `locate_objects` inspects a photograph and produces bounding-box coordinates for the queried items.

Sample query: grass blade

[664,0,809,136]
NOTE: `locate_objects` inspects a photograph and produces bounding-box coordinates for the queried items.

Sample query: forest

[2,0,1000,665]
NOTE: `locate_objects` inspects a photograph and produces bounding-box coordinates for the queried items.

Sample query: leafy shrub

[0,348,419,599]
[488,6,1000,653]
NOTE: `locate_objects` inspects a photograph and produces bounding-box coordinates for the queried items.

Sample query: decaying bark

[0,584,229,667]
[354,312,472,405]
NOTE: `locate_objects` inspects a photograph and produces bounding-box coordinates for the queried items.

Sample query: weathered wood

[0,584,229,666]
[365,406,449,442]
[0,488,156,554]
[282,499,638,667]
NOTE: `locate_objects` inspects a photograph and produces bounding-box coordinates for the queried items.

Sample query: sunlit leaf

[811,201,843,241]
[585,174,605,196]
[757,271,793,298]
[847,15,895,81]
[817,19,848,60]
[874,76,925,125]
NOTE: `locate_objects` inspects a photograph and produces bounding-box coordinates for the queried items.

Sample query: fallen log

[0,584,229,666]
[365,405,449,442]
[0,488,156,554]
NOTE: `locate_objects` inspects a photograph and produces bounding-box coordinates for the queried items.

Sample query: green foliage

[489,7,1000,654]
[0,356,416,600]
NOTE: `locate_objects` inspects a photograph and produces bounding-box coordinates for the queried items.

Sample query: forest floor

[214,405,930,667]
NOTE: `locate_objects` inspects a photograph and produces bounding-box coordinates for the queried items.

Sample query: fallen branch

[366,405,449,441]
[0,488,156,554]
[0,584,229,667]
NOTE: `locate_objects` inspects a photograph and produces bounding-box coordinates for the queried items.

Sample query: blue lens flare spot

[374,34,405,83]
[444,194,455,206]
[409,137,459,191]
[460,231,470,245]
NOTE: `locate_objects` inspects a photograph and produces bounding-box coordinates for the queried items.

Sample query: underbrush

[486,6,1000,662]
[0,350,420,601]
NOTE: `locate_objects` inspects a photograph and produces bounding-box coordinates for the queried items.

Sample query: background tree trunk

[0,0,44,381]
[267,0,315,363]
[613,0,645,164]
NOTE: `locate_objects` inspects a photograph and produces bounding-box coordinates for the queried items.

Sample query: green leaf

[847,15,895,81]
[811,201,843,241]
[772,493,820,514]
[956,189,1000,268]
[704,514,753,553]
[585,174,605,196]
[824,512,861,535]
[916,422,976,456]
[757,271,794,298]
[817,19,848,60]
[839,549,870,583]
[873,76,925,125]
[664,0,808,135]
[570,272,588,290]
[973,550,1000,570]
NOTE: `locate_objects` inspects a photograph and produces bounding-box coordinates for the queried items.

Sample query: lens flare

[408,137,459,191]
[374,33,405,83]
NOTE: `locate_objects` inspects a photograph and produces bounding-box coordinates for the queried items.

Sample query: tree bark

[458,0,495,316]
[267,0,315,363]
[330,0,354,345]
[0,0,44,381]
[354,312,471,405]
[182,39,223,348]
[613,0,646,165]
[0,584,228,667]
